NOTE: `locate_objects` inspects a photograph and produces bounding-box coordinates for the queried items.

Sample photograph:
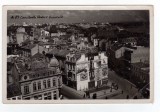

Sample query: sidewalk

[88,81,123,99]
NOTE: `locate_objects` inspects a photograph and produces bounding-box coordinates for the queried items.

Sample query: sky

[7,10,149,25]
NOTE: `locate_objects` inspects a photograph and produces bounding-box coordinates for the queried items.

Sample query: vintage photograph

[3,6,153,103]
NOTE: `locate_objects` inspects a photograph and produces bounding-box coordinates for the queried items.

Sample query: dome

[49,57,59,67]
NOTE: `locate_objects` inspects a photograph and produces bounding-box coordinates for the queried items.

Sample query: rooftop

[110,43,123,51]
[21,44,36,50]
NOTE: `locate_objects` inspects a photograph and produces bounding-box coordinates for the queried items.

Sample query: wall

[16,33,24,45]
[131,47,149,63]
[76,55,90,91]
[115,47,125,58]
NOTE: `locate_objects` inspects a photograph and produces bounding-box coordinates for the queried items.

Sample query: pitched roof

[31,52,45,59]
[48,48,70,58]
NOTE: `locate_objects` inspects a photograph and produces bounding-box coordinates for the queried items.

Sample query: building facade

[65,51,108,91]
[14,57,62,100]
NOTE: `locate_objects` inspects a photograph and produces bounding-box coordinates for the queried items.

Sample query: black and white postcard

[2,6,154,103]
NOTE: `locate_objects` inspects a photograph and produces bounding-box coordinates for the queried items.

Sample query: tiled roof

[16,62,28,72]
[31,52,44,59]
[48,48,70,58]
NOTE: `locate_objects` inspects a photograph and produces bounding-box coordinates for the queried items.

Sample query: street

[108,69,141,99]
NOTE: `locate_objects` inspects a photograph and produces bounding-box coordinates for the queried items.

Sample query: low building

[120,37,137,46]
[19,44,45,57]
[16,27,28,45]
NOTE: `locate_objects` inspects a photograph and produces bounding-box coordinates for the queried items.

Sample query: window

[53,78,56,87]
[67,56,69,60]
[38,81,41,90]
[33,82,37,91]
[44,93,48,100]
[47,79,51,88]
[47,92,52,100]
[58,78,61,86]
[17,96,21,100]
[32,75,35,78]
[43,80,47,88]
[12,97,16,100]
[54,94,57,100]
[44,92,52,100]
[24,85,30,94]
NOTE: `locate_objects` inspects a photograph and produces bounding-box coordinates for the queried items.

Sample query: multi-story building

[65,50,108,91]
[108,43,149,79]
[123,46,149,71]
[13,57,62,100]
[19,43,48,57]
[46,48,70,84]
[131,61,149,87]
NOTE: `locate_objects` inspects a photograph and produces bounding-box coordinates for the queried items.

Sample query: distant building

[57,29,67,36]
[38,35,48,42]
[41,29,50,37]
[19,44,44,57]
[120,37,137,46]
[16,27,28,45]
[77,41,88,50]
[50,25,59,37]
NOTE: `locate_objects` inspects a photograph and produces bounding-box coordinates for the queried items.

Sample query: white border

[2,5,154,104]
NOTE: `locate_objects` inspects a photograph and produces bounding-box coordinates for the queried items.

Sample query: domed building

[49,56,59,67]
[49,56,61,74]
